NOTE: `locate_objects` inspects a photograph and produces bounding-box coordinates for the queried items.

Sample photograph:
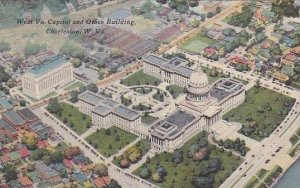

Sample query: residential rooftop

[18,108,39,122]
[0,119,17,135]
[2,110,26,126]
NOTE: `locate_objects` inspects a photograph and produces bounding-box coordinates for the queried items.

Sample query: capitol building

[145,55,245,152]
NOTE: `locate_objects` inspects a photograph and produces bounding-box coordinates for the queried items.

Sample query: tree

[172,150,183,164]
[191,19,200,28]
[105,179,121,188]
[71,58,82,68]
[152,172,162,183]
[110,48,124,59]
[70,90,79,103]
[207,12,214,18]
[140,166,151,179]
[87,83,98,93]
[3,164,17,181]
[126,146,141,163]
[19,100,26,107]
[216,6,221,14]
[79,85,87,93]
[192,176,214,188]
[51,150,63,163]
[47,98,61,114]
[93,163,108,177]
[115,135,120,141]
[22,134,38,150]
[64,147,80,160]
[256,33,267,43]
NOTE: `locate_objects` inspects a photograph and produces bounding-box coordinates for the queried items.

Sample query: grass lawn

[63,81,84,91]
[86,126,138,157]
[54,102,91,135]
[141,115,158,125]
[167,85,185,98]
[223,87,295,141]
[202,66,229,84]
[180,33,216,54]
[134,132,242,188]
[121,70,161,86]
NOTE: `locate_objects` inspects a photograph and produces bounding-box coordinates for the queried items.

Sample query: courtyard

[121,70,161,86]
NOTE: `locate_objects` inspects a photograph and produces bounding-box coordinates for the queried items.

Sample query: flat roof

[210,79,244,102]
[0,98,13,109]
[2,110,26,126]
[143,54,168,67]
[102,98,118,108]
[113,105,140,121]
[175,66,193,78]
[166,110,196,128]
[92,105,112,116]
[78,91,104,105]
[28,56,67,76]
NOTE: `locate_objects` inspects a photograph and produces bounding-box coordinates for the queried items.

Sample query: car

[272,154,275,157]
[252,155,255,157]
[239,167,242,170]
[265,159,270,164]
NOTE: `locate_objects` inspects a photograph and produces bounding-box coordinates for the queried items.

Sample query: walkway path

[127,149,156,173]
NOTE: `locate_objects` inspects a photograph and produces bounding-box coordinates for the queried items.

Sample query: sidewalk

[108,137,141,161]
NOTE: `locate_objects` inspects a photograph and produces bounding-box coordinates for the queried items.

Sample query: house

[72,154,87,165]
[36,140,49,148]
[280,24,295,33]
[0,99,13,112]
[2,111,27,129]
[0,155,10,164]
[63,159,73,168]
[17,108,40,125]
[18,176,33,187]
[93,176,110,188]
[27,171,40,183]
[203,47,216,57]
[72,172,87,183]
[29,122,54,139]
[8,151,21,164]
[273,71,289,82]
[0,119,17,139]
[18,147,30,159]
[35,162,62,184]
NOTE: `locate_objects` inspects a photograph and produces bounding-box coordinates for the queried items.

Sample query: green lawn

[63,81,84,91]
[201,66,229,84]
[54,102,91,135]
[180,34,216,54]
[167,85,185,98]
[223,87,295,141]
[86,126,138,157]
[134,132,242,188]
[141,115,157,125]
[121,70,161,86]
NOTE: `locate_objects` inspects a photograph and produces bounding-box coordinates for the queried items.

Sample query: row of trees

[227,4,255,28]
[217,138,247,156]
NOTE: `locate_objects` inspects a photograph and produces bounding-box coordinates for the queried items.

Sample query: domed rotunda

[186,65,211,106]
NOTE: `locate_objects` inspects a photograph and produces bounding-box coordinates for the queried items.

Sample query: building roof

[210,78,244,102]
[102,98,118,108]
[9,151,20,161]
[72,172,87,183]
[28,56,67,76]
[92,105,112,116]
[19,148,30,158]
[17,108,39,122]
[0,99,13,110]
[35,162,60,178]
[93,176,110,188]
[27,171,40,183]
[78,91,105,106]
[113,106,140,121]
[143,54,168,67]
[2,111,26,126]
[175,66,193,78]
[18,176,33,187]
[0,119,17,135]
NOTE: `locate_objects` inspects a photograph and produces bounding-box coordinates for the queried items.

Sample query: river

[274,158,300,188]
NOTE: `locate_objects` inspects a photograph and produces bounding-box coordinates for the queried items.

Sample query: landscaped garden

[113,139,151,168]
[47,100,91,135]
[85,126,138,157]
[180,33,216,54]
[166,85,185,98]
[121,70,161,86]
[223,86,295,141]
[134,131,242,188]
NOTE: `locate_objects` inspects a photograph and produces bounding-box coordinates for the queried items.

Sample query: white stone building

[149,66,245,152]
[78,91,148,138]
[143,54,193,87]
[22,56,73,99]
